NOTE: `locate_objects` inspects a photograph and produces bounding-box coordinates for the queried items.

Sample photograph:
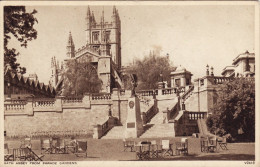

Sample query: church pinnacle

[66,31,75,58]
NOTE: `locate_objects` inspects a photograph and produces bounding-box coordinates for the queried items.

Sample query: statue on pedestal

[130,74,138,97]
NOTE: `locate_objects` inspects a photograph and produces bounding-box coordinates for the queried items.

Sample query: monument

[124,74,144,138]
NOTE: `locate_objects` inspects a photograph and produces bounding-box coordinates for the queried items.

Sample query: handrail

[181,85,194,101]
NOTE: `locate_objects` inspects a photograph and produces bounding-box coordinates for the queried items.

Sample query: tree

[125,52,175,90]
[62,59,102,96]
[4,6,38,74]
[206,78,255,142]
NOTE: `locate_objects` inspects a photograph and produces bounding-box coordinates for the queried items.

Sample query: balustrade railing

[91,93,111,100]
[145,105,156,123]
[137,89,158,96]
[181,85,194,101]
[162,88,175,95]
[188,112,206,120]
[62,96,83,103]
[214,76,233,84]
[169,102,179,119]
[101,120,109,133]
[5,99,27,104]
[33,99,55,107]
[5,104,26,110]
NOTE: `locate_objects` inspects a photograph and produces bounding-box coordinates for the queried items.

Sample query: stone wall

[4,89,130,138]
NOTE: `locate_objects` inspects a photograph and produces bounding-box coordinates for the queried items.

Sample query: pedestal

[125,96,143,138]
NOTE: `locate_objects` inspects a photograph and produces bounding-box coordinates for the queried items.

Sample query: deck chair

[218,137,228,150]
[20,137,32,149]
[75,141,87,157]
[23,147,44,161]
[208,136,217,152]
[13,148,25,161]
[200,137,209,152]
[141,144,150,160]
[40,138,52,154]
[56,138,67,154]
[161,140,173,157]
[176,138,188,155]
[4,143,14,161]
[135,145,143,160]
[150,140,159,158]
[123,139,135,152]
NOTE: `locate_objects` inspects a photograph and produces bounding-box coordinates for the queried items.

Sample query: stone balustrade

[187,112,207,120]
[137,89,158,96]
[62,96,83,103]
[91,93,111,100]
[162,88,175,95]
[93,117,116,139]
[214,76,233,84]
[5,99,27,104]
[33,99,55,107]
[142,104,157,124]
[5,103,26,110]
[181,85,194,101]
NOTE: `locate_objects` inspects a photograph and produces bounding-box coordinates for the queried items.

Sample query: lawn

[5,137,255,161]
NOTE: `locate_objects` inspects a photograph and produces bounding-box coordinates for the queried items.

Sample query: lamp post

[7,82,11,99]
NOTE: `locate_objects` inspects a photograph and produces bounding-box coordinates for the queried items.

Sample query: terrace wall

[4,89,130,138]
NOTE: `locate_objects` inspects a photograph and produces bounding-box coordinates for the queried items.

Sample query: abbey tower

[50,6,122,93]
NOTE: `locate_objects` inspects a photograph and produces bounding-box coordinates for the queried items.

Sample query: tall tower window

[105,31,111,42]
[92,32,99,43]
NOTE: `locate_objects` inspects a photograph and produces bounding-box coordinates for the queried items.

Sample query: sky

[8,5,255,84]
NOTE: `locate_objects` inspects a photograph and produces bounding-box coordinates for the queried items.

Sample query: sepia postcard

[0,1,259,167]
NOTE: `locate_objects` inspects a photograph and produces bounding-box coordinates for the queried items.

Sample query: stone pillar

[181,78,186,87]
[83,94,91,108]
[93,124,102,139]
[111,88,120,123]
[171,77,174,88]
[125,96,143,138]
[25,97,34,116]
[54,96,63,112]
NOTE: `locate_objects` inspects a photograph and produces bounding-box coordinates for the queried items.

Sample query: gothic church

[50,6,122,94]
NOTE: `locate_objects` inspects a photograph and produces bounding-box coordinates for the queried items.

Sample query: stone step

[101,126,125,139]
[149,111,164,124]
[140,123,175,138]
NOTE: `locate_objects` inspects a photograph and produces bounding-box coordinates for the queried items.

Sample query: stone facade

[221,50,255,77]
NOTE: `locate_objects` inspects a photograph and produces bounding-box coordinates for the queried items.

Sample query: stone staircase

[140,123,175,138]
[149,111,164,124]
[101,126,125,139]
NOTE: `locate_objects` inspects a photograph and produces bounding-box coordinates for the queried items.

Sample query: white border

[0,1,259,167]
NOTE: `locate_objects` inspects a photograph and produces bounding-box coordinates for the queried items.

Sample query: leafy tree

[207,78,255,142]
[62,59,102,96]
[4,6,38,74]
[125,52,175,90]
